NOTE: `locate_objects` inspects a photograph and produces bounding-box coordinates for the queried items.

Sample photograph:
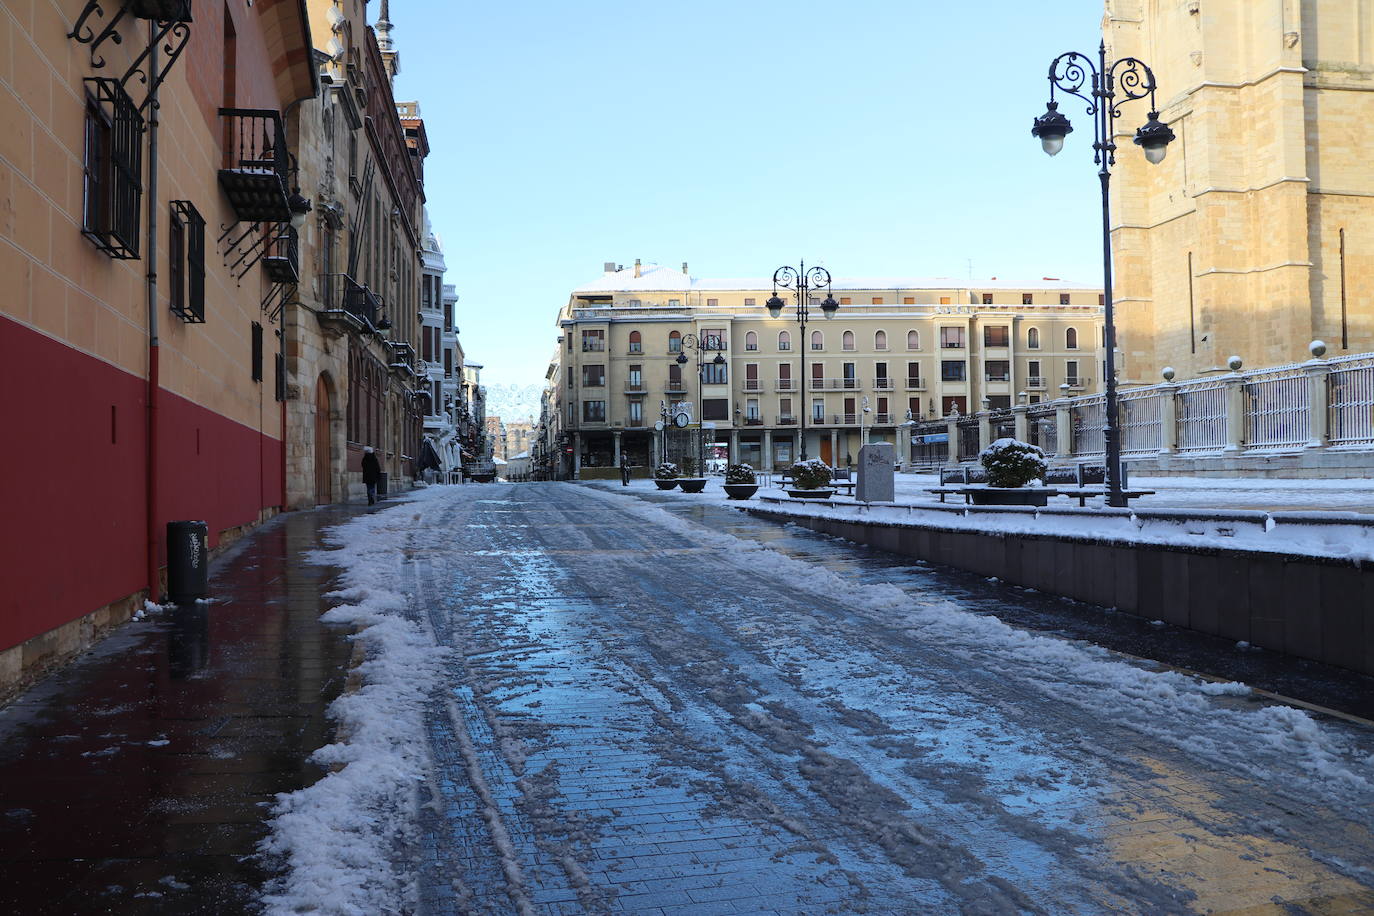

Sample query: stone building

[283,0,428,508]
[551,262,1104,476]
[0,0,314,691]
[1108,0,1374,382]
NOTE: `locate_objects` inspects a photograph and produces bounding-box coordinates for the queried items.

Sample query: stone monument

[856,442,895,503]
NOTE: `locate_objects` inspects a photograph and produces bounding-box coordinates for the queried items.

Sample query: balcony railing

[261,225,299,283]
[874,413,895,425]
[985,373,1010,382]
[664,380,686,393]
[742,379,764,391]
[1026,376,1046,389]
[743,417,764,425]
[872,378,894,390]
[321,273,383,329]
[777,415,797,425]
[776,379,796,391]
[581,340,605,352]
[217,108,290,222]
[1067,377,1087,388]
[833,413,858,425]
[624,380,646,393]
[905,377,925,390]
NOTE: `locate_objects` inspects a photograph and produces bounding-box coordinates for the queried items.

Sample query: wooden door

[820,438,833,466]
[314,376,331,505]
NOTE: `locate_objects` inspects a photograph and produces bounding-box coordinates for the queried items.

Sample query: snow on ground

[261,480,1374,912]
[259,486,453,916]
[584,473,1374,563]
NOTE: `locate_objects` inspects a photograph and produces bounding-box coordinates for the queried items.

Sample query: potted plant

[723,463,758,500]
[785,458,836,500]
[654,462,681,490]
[676,456,708,493]
[973,438,1051,506]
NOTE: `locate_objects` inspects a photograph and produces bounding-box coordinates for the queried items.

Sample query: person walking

[620,451,631,486]
[361,446,382,505]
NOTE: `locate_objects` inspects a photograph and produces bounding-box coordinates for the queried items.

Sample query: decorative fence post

[977,398,992,452]
[1055,384,1074,458]
[1223,356,1246,452]
[1304,341,1331,449]
[1013,398,1030,443]
[945,411,959,464]
[1158,368,1179,454]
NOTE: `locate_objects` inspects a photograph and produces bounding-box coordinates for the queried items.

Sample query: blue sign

[915,433,949,444]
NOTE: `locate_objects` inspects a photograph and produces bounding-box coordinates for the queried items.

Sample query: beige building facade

[1108,0,1374,383]
[552,263,1104,475]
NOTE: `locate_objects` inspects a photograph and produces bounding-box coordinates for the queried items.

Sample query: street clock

[672,411,690,428]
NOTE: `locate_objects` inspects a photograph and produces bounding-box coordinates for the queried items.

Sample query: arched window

[875,330,888,350]
[669,330,682,352]
[628,330,642,353]
[778,330,791,351]
[1065,327,1078,349]
[745,330,758,351]
[842,330,855,351]
[1026,327,1040,349]
[811,329,824,350]
[907,329,920,350]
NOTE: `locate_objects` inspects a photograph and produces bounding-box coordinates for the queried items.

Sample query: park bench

[927,464,1154,506]
[778,467,858,495]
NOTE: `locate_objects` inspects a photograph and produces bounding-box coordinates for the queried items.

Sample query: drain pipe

[145,21,161,604]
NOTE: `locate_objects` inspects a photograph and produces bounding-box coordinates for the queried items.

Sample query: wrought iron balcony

[321,273,383,330]
[905,377,925,390]
[261,225,299,283]
[777,415,797,425]
[218,108,290,222]
[742,379,764,392]
[775,379,796,391]
[872,378,894,390]
[664,380,686,393]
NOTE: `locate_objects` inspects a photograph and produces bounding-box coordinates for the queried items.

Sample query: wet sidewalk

[0,506,360,914]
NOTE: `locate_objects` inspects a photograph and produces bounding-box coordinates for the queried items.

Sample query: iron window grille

[168,200,205,322]
[251,321,264,382]
[82,78,143,259]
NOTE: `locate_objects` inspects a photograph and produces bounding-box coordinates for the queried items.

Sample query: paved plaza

[3,483,1374,914]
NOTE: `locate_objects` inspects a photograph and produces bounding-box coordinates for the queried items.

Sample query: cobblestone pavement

[393,484,1374,915]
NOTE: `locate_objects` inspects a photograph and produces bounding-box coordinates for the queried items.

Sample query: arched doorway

[314,375,332,505]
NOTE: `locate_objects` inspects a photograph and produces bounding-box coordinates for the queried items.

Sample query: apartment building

[552,263,1105,475]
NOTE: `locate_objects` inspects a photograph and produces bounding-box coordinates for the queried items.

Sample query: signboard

[915,433,949,444]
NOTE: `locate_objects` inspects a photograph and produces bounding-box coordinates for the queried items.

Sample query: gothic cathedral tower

[1107,0,1374,382]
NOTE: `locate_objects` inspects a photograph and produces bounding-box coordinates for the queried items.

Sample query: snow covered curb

[747,496,1374,565]
[259,488,453,916]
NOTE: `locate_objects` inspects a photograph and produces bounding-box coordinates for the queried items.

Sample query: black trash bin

[376,472,389,497]
[166,520,208,605]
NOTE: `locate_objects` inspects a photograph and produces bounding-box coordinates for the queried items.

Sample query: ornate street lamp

[674,333,726,471]
[1031,42,1174,507]
[765,262,838,461]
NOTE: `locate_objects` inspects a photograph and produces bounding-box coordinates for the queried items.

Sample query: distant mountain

[482,383,543,423]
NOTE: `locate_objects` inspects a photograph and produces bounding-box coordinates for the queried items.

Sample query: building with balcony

[283,0,428,507]
[551,262,1104,474]
[0,0,315,692]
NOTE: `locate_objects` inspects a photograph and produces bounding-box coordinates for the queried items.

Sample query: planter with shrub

[974,438,1051,506]
[653,462,681,490]
[785,458,836,500]
[723,463,758,500]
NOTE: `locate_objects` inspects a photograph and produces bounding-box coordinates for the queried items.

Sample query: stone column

[613,430,622,465]
[573,432,582,478]
[978,407,992,452]
[763,429,773,471]
[730,428,739,464]
[1158,383,1179,454]
[830,429,839,467]
[1223,372,1246,452]
[1012,404,1029,442]
[1055,392,1073,458]
[945,413,959,464]
[1304,359,1332,449]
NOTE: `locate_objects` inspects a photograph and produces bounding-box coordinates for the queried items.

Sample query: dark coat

[361,451,382,484]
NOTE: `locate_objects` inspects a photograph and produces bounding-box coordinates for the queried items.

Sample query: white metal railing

[901,349,1374,464]
[1071,396,1106,457]
[1244,365,1309,450]
[1119,387,1164,456]
[1176,379,1228,452]
[1329,354,1374,446]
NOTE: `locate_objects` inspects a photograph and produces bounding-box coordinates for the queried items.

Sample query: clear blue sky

[388,1,1109,387]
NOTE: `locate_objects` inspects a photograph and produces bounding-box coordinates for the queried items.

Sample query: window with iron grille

[82,78,143,259]
[169,201,205,322]
[251,321,264,382]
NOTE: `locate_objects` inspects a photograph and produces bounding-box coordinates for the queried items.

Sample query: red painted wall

[1,318,282,651]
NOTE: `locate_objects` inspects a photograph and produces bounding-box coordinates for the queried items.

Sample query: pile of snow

[259,488,453,915]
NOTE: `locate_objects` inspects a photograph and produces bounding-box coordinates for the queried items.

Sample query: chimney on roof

[603,262,616,273]
[682,262,688,274]
[634,258,641,278]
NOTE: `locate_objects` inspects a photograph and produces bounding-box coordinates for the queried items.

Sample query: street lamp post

[675,332,726,472]
[1031,41,1174,508]
[766,262,838,462]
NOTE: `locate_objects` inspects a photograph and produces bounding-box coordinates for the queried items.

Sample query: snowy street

[267,483,1374,915]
